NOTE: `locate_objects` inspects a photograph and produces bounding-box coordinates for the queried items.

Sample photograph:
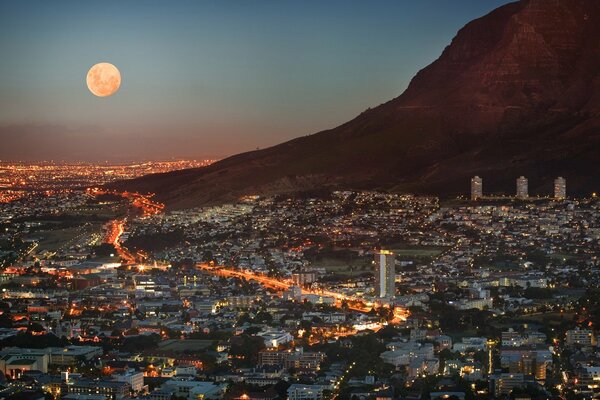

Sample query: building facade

[554,176,566,199]
[471,176,483,200]
[516,176,528,199]
[566,328,596,347]
[375,250,395,299]
[287,384,325,400]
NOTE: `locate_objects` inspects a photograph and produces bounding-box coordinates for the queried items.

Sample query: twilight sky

[0,0,512,162]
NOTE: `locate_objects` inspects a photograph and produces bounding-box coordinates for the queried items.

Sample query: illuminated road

[106,219,136,264]
[88,188,164,217]
[196,263,408,322]
[90,188,164,264]
[90,186,408,324]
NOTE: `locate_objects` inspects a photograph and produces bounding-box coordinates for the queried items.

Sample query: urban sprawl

[0,165,599,400]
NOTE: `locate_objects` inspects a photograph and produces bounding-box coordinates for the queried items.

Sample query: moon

[86,62,121,97]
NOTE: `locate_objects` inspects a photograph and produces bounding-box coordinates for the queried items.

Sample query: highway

[90,188,164,264]
[88,187,164,217]
[196,263,408,322]
[106,219,136,264]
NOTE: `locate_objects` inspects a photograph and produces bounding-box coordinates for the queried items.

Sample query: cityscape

[2,1,600,400]
[0,166,599,400]
[0,161,216,204]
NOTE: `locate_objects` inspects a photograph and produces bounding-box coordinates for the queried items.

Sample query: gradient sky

[0,0,513,162]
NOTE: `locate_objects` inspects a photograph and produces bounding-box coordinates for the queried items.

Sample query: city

[0,161,215,203]
[2,1,600,399]
[0,165,599,399]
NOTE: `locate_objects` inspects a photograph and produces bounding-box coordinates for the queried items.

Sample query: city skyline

[469,175,568,200]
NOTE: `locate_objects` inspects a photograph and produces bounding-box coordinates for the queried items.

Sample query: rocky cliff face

[112,0,600,208]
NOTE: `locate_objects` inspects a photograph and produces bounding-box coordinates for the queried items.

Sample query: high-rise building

[375,250,395,299]
[516,176,528,199]
[471,176,483,200]
[292,271,317,287]
[554,177,566,200]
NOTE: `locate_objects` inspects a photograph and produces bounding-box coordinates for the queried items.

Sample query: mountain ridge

[110,0,600,208]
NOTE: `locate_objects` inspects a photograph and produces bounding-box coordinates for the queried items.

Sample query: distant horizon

[0,0,512,162]
[0,157,222,165]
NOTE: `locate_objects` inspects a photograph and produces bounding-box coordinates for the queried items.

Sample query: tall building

[471,176,483,200]
[554,176,566,199]
[375,250,396,299]
[292,271,317,287]
[516,176,528,199]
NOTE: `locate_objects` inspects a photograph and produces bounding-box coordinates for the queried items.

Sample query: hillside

[110,0,600,208]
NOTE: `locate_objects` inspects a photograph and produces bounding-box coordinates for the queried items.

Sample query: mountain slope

[111,0,600,208]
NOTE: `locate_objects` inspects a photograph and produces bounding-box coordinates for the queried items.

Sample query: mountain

[111,0,600,209]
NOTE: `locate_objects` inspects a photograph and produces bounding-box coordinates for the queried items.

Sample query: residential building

[375,250,395,299]
[566,328,596,347]
[554,176,566,199]
[113,369,144,393]
[471,176,483,200]
[516,176,528,199]
[66,379,130,399]
[287,384,325,400]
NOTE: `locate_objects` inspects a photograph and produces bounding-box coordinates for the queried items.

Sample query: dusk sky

[0,0,512,162]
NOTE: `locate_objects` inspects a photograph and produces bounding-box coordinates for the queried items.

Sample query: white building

[287,384,325,400]
[516,176,528,199]
[455,298,493,310]
[471,176,483,200]
[259,331,293,348]
[452,337,488,354]
[380,342,435,367]
[375,250,395,299]
[302,293,335,305]
[175,365,197,376]
[157,380,226,400]
[554,176,566,199]
[114,369,144,392]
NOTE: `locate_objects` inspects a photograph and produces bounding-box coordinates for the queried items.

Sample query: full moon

[86,62,121,97]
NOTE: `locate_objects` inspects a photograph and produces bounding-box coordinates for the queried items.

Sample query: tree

[274,380,291,398]
[0,308,13,328]
[27,322,45,334]
[377,325,398,340]
[93,243,117,257]
[253,311,273,324]
[121,333,160,352]
[1,332,67,349]
[244,326,261,335]
[230,335,266,366]
[299,319,313,333]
